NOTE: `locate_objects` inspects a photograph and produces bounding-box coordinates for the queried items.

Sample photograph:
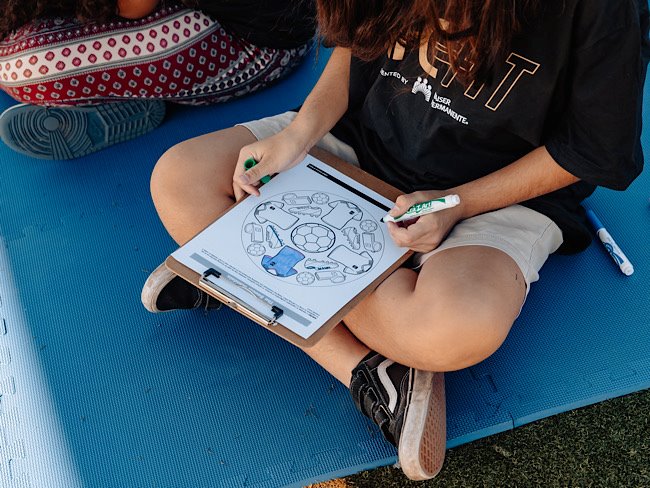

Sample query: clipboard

[165,147,413,347]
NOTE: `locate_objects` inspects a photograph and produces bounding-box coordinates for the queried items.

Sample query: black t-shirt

[331,0,650,253]
[196,0,316,49]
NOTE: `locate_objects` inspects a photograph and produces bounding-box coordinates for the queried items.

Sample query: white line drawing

[342,227,361,250]
[266,225,283,249]
[291,223,336,253]
[362,232,382,253]
[360,220,378,233]
[283,192,312,205]
[322,201,363,229]
[315,270,346,284]
[311,192,330,205]
[295,272,316,285]
[288,206,323,218]
[328,245,373,274]
[247,243,266,256]
[244,222,264,243]
[304,258,339,270]
[254,201,299,229]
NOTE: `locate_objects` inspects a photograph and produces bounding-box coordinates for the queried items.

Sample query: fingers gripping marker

[244,157,271,184]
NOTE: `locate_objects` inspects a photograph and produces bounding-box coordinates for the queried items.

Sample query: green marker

[243,157,271,184]
[382,194,461,223]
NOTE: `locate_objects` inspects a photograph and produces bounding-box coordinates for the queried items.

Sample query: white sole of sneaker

[140,263,177,313]
[398,371,446,480]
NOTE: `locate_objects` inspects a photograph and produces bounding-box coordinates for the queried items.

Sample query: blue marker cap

[585,209,604,231]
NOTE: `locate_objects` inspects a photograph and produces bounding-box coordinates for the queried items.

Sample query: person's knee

[398,298,513,372]
[150,142,192,205]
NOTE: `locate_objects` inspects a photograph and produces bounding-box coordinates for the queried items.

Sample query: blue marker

[585,209,634,276]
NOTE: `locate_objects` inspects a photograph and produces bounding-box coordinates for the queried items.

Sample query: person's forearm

[286,47,351,151]
[452,146,580,219]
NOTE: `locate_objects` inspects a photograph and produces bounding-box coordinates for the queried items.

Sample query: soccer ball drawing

[291,223,336,253]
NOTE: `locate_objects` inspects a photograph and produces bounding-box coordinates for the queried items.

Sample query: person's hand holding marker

[384,192,462,253]
[233,128,309,201]
[243,158,272,183]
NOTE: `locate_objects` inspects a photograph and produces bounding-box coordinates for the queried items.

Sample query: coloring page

[171,155,408,339]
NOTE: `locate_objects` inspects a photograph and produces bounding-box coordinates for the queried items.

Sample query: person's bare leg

[151,125,257,246]
[304,244,525,384]
[343,245,527,372]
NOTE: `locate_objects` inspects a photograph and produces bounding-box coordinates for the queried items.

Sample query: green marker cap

[243,157,271,184]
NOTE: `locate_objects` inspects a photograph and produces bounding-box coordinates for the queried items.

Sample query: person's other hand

[233,128,309,201]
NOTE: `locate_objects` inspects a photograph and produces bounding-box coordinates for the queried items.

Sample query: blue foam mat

[0,47,648,487]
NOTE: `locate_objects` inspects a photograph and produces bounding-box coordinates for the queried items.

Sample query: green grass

[347,388,650,487]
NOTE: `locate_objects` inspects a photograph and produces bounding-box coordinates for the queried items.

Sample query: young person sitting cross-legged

[140,0,649,480]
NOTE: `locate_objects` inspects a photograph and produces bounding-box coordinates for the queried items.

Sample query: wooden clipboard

[165,147,413,347]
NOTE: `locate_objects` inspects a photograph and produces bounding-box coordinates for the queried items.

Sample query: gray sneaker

[0,99,165,160]
[349,351,446,480]
[141,263,221,313]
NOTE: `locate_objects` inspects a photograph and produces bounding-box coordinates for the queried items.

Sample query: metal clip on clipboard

[198,268,284,326]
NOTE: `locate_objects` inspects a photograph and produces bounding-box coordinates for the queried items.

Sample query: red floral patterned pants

[0,2,310,106]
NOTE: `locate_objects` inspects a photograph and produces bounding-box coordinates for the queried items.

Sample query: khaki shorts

[239,111,564,294]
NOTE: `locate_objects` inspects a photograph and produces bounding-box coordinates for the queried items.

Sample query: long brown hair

[0,0,118,39]
[316,0,539,83]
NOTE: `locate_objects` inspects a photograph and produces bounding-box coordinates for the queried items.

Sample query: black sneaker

[141,263,222,313]
[0,99,165,160]
[349,352,446,480]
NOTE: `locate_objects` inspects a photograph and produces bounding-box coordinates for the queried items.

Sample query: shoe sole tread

[0,100,165,160]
